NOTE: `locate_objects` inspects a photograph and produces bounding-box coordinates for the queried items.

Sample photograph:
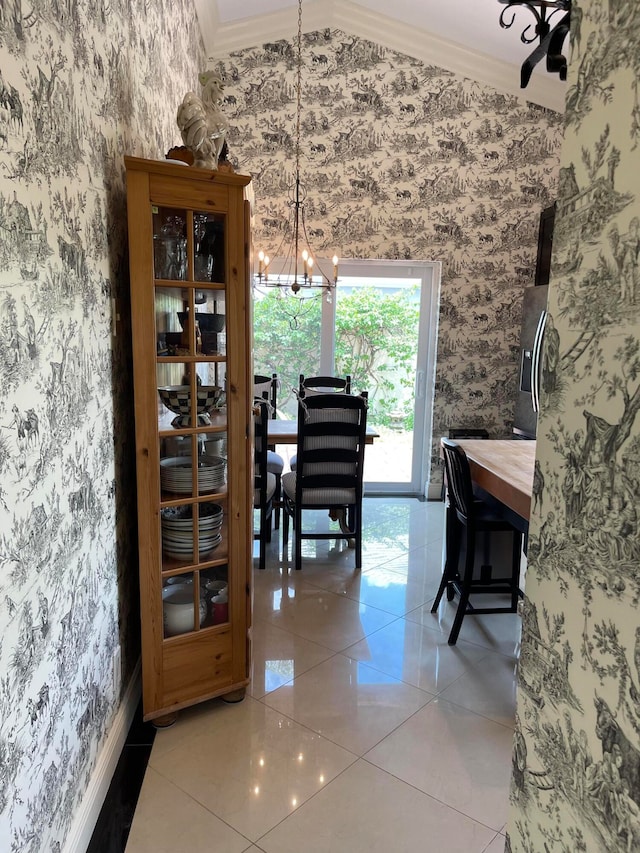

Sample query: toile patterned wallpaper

[0,2,204,850]
[213,30,564,487]
[506,1,640,851]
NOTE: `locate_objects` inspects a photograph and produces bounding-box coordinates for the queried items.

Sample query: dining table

[448,438,536,523]
[268,418,379,445]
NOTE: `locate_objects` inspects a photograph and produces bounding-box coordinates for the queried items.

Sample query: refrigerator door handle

[531,310,547,413]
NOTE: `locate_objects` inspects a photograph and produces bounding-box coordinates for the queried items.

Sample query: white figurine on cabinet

[176,70,228,170]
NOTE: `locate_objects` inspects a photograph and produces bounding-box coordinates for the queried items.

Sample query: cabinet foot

[152,712,179,728]
[221,688,246,704]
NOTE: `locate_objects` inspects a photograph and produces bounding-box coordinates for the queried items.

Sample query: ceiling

[193,0,568,111]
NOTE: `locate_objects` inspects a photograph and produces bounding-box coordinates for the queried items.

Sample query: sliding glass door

[253,259,440,495]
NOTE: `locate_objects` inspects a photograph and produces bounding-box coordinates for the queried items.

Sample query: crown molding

[197,0,565,112]
[194,0,221,57]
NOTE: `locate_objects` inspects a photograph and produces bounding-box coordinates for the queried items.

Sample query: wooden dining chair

[431,438,522,645]
[282,392,368,571]
[253,401,276,570]
[254,373,283,528]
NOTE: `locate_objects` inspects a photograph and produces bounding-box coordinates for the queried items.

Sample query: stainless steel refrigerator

[513,284,549,439]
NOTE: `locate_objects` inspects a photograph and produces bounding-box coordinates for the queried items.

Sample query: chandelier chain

[295,0,302,180]
[253,0,339,307]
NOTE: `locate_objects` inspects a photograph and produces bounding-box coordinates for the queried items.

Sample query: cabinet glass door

[154,212,230,641]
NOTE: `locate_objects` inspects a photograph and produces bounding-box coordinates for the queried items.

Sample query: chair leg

[355,505,362,569]
[282,503,290,554]
[258,506,268,570]
[294,505,302,570]
[448,528,474,645]
[274,474,281,530]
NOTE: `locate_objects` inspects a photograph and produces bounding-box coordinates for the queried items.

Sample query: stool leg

[432,506,460,613]
[448,527,474,645]
[510,531,522,612]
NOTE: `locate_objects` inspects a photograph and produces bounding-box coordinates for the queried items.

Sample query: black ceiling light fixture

[498,0,571,89]
[254,0,339,300]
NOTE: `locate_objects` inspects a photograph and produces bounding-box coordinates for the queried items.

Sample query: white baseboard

[62,660,142,853]
[427,482,444,501]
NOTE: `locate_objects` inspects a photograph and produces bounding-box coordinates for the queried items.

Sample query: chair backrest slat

[299,373,352,397]
[441,438,475,522]
[254,373,277,417]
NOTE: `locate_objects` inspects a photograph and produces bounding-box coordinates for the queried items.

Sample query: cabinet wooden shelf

[125,156,253,723]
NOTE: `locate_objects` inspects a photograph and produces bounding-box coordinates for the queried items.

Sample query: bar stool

[431,438,522,645]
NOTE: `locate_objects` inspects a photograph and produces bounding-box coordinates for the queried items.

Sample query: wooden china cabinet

[125,156,253,724]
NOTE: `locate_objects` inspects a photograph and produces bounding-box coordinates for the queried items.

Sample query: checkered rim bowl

[158,385,226,416]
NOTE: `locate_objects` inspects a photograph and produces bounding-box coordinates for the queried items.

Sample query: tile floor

[126,497,520,853]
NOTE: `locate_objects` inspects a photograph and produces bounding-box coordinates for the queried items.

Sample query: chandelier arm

[497,0,571,89]
[520,10,570,87]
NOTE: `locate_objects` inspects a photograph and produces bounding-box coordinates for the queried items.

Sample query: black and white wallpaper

[213,29,564,488]
[0,1,204,850]
[507,1,640,851]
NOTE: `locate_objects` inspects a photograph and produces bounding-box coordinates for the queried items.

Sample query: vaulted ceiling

[193,0,568,111]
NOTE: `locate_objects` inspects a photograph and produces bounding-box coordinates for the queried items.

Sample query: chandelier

[253,0,339,299]
[498,0,571,88]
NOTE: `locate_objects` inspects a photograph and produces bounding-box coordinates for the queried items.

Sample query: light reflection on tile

[259,583,398,652]
[149,697,357,841]
[344,617,488,694]
[307,564,435,616]
[248,618,335,698]
[128,498,520,851]
[258,760,496,853]
[262,653,433,754]
[406,594,522,658]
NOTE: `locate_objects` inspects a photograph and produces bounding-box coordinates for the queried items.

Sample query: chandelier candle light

[254,0,339,298]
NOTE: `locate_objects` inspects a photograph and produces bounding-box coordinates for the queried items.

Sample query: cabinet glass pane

[153,207,187,281]
[156,286,187,355]
[194,212,225,283]
[178,290,227,356]
[161,569,229,637]
[160,434,227,498]
[162,575,206,638]
[161,501,224,571]
[157,362,226,431]
[201,567,230,626]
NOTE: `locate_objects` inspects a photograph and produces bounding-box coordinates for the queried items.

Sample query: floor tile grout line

[425,692,517,732]
[357,753,509,837]
[249,647,342,700]
[481,830,506,853]
[250,755,361,847]
[148,762,259,848]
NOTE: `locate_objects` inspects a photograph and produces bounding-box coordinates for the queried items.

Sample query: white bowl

[162,584,207,636]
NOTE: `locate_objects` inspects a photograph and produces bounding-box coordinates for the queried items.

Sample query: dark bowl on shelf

[177,311,225,333]
[165,331,184,347]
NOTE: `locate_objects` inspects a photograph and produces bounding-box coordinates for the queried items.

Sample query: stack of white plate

[160,455,227,494]
[161,502,224,559]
